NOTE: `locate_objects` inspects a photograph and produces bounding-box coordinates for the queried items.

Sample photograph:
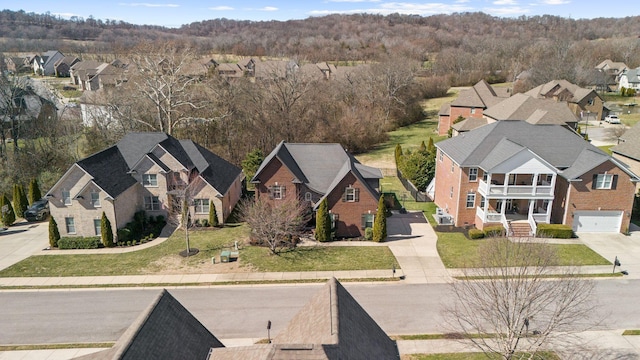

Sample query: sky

[5,0,633,28]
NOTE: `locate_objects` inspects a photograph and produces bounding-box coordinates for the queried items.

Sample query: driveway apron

[386,211,451,284]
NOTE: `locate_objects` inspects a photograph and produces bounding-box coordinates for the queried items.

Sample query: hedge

[536,224,573,239]
[468,229,485,239]
[483,225,505,237]
[58,237,101,249]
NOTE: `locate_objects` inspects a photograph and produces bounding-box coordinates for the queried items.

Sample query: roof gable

[484,93,578,125]
[612,122,640,161]
[76,146,138,198]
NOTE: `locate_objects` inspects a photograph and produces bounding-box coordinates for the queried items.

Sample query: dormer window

[343,186,359,202]
[143,174,158,187]
[62,190,71,205]
[90,192,101,207]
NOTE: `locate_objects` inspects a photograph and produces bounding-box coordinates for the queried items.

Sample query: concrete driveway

[578,227,640,279]
[0,220,49,271]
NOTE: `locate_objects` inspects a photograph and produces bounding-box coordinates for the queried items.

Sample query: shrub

[28,178,42,206]
[373,196,387,242]
[483,225,505,237]
[117,228,131,244]
[536,224,573,238]
[101,212,114,247]
[209,201,219,227]
[315,198,332,242]
[13,184,28,218]
[0,193,16,226]
[201,219,210,227]
[364,227,374,240]
[49,216,60,248]
[468,229,484,239]
[57,237,101,249]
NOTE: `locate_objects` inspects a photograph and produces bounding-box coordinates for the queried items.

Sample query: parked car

[605,114,621,124]
[24,199,49,221]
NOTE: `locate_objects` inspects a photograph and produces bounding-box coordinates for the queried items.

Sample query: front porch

[476,198,552,236]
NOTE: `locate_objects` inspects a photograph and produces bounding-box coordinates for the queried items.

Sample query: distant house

[76,278,399,360]
[69,61,125,91]
[238,57,260,77]
[611,122,640,192]
[252,142,382,238]
[434,121,639,234]
[254,60,299,80]
[32,50,64,76]
[216,63,244,78]
[437,80,509,135]
[4,57,30,74]
[54,56,80,77]
[483,93,579,130]
[596,59,628,85]
[525,80,605,121]
[47,133,244,240]
[70,61,102,87]
[619,67,640,92]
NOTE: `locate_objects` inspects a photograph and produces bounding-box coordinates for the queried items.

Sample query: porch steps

[509,222,532,237]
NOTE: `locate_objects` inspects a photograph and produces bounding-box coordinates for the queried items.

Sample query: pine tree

[101,212,114,247]
[209,200,219,227]
[394,144,403,165]
[49,216,60,248]
[373,196,387,242]
[28,178,42,205]
[241,148,264,183]
[13,184,27,218]
[419,140,427,152]
[315,198,332,242]
[427,137,435,154]
[1,193,16,226]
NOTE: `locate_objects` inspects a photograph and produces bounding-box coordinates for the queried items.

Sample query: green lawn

[0,224,398,277]
[436,232,610,269]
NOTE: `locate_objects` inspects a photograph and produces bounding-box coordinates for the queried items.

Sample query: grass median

[0,223,399,277]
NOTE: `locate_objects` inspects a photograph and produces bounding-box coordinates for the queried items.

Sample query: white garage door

[573,211,623,233]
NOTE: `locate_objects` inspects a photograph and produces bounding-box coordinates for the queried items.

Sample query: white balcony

[478,180,553,198]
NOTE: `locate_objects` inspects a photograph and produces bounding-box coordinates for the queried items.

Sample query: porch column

[532,173,539,196]
[545,199,553,223]
[503,173,510,195]
[528,200,535,218]
[482,195,489,222]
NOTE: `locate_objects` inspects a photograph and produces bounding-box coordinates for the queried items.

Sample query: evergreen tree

[0,193,16,226]
[209,200,219,227]
[241,148,264,183]
[13,184,28,218]
[373,196,387,242]
[101,212,114,247]
[315,198,332,242]
[419,140,427,152]
[394,144,403,166]
[28,178,42,205]
[427,137,435,154]
[49,216,60,248]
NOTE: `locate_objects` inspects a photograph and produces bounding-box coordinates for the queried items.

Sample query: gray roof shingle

[436,121,614,179]
[483,93,578,125]
[612,122,640,161]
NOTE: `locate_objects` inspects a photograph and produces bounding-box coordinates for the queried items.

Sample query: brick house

[437,80,509,136]
[54,56,80,77]
[251,142,382,238]
[525,79,605,121]
[433,121,639,235]
[47,133,244,239]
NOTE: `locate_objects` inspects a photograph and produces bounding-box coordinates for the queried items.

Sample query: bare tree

[166,174,205,257]
[605,125,628,144]
[443,237,598,359]
[239,196,311,255]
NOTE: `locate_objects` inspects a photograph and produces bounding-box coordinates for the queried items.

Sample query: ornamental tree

[28,178,42,205]
[315,198,332,242]
[49,216,60,248]
[372,196,387,242]
[101,212,114,247]
[1,193,16,226]
[209,200,219,227]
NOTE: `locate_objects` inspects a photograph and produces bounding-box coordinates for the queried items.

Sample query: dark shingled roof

[73,289,224,360]
[436,121,618,180]
[184,141,243,195]
[208,278,399,360]
[76,146,137,198]
[252,142,381,202]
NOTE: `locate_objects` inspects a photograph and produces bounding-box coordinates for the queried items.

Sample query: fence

[396,169,430,202]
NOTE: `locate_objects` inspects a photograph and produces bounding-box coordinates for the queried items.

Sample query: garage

[572,211,623,233]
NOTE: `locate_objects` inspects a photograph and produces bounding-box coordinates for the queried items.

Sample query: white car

[605,114,621,124]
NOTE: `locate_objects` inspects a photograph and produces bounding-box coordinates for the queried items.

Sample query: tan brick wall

[326,173,379,238]
[133,157,170,219]
[564,161,635,232]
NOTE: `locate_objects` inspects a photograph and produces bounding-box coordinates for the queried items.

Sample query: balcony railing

[479,180,552,197]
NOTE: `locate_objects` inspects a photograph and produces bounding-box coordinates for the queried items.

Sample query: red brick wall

[456,168,482,227]
[254,159,300,202]
[434,149,461,224]
[564,161,635,232]
[327,173,379,238]
[437,106,485,136]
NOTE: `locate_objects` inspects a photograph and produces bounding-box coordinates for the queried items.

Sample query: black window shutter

[592,174,598,189]
[354,188,360,202]
[611,175,618,190]
[361,214,366,229]
[282,186,286,198]
[342,188,347,202]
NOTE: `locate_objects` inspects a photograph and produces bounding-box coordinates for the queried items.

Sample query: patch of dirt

[142,254,251,275]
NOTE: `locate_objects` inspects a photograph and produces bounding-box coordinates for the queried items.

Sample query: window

[329,213,338,230]
[65,217,76,234]
[439,151,443,162]
[470,107,476,114]
[142,174,158,187]
[90,192,100,207]
[466,193,475,208]
[94,219,101,236]
[508,174,516,185]
[144,196,160,211]
[62,190,71,205]
[269,185,285,199]
[305,192,312,202]
[450,186,453,199]
[483,172,488,182]
[194,199,210,214]
[594,174,615,189]
[451,162,455,173]
[469,167,478,182]
[343,187,359,202]
[479,195,485,209]
[361,213,374,229]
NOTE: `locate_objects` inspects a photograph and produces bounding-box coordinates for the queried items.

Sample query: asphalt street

[1,280,638,345]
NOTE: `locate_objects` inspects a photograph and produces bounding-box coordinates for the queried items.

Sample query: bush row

[117,211,165,245]
[536,224,573,238]
[58,236,101,249]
